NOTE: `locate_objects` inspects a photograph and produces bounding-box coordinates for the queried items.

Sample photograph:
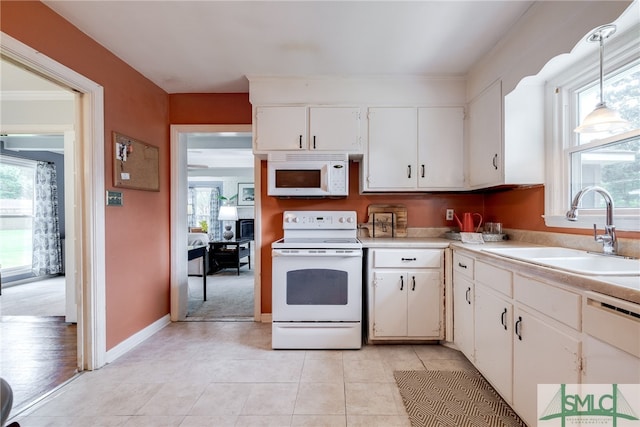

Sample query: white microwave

[267,152,349,197]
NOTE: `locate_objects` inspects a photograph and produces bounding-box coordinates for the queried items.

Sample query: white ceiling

[42,0,535,93]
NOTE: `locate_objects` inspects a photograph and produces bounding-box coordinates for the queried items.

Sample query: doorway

[170,124,261,322]
[1,31,107,415]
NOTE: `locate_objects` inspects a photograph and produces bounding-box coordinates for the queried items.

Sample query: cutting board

[366,204,408,237]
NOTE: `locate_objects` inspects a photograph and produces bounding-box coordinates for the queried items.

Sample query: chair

[188,233,209,276]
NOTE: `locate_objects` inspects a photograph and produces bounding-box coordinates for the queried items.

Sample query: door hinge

[577,356,584,373]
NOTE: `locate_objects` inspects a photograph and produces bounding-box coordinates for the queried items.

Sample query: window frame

[544,25,640,232]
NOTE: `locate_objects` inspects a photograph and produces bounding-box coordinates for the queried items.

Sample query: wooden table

[209,238,252,275]
[187,245,208,301]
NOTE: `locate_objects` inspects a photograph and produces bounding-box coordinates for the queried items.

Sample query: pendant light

[574,24,633,134]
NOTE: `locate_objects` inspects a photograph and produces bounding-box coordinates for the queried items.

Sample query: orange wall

[169,93,252,124]
[1,1,171,350]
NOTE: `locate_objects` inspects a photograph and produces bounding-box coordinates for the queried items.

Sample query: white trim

[169,124,259,322]
[1,32,107,370]
[261,313,272,324]
[105,315,171,364]
[543,21,640,233]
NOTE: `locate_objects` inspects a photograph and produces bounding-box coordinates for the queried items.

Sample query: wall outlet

[446,209,454,221]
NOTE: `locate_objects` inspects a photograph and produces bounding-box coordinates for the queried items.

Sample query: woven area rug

[394,370,526,427]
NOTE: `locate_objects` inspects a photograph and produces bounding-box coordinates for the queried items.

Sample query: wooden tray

[366,204,408,237]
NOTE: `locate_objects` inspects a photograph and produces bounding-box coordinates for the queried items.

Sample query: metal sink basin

[482,246,640,276]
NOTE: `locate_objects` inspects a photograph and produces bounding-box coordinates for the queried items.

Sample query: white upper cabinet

[309,107,361,152]
[366,108,417,190]
[364,106,465,192]
[467,79,544,189]
[418,107,464,188]
[254,106,361,153]
[254,106,307,151]
[468,80,503,187]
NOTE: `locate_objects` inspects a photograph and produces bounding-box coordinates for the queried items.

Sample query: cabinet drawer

[476,261,512,297]
[514,274,581,330]
[453,252,474,279]
[372,249,442,268]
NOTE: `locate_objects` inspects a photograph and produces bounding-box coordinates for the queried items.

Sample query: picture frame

[237,183,255,206]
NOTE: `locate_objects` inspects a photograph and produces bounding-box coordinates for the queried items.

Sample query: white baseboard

[261,313,272,323]
[105,314,171,364]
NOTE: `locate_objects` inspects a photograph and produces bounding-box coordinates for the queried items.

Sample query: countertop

[359,236,451,248]
[360,236,640,304]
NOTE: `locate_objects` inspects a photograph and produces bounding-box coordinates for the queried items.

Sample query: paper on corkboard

[113,132,159,191]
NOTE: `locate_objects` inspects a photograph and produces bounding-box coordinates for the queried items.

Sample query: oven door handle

[272,249,362,257]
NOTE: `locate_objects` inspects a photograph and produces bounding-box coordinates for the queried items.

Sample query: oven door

[272,249,362,322]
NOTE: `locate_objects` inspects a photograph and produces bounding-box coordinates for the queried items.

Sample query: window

[545,28,640,231]
[0,156,36,278]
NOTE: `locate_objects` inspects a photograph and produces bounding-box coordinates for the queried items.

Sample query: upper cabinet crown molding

[248,76,466,106]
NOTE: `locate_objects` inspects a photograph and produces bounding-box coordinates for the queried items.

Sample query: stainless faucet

[566,186,617,255]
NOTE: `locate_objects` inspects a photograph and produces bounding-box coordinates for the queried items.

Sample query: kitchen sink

[482,246,640,276]
[483,247,585,258]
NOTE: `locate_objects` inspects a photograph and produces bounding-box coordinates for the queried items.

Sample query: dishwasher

[582,291,640,384]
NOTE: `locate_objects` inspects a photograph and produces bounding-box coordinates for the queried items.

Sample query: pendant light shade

[574,24,633,134]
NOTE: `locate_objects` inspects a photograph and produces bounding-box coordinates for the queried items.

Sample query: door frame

[170,124,260,321]
[1,32,107,370]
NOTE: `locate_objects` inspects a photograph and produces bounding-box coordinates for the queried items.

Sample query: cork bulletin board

[113,132,160,191]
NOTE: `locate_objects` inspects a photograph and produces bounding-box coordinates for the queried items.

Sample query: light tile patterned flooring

[11,321,474,426]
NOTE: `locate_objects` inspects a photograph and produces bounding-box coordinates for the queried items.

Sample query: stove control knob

[346,216,354,223]
[285,215,297,223]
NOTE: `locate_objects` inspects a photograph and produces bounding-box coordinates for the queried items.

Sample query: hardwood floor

[0,277,77,416]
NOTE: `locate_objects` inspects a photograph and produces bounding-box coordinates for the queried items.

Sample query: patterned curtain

[209,188,221,241]
[32,162,62,276]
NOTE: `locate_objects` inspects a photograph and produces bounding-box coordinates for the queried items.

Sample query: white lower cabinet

[474,283,513,402]
[452,249,584,427]
[368,249,444,341]
[512,306,581,427]
[453,274,474,360]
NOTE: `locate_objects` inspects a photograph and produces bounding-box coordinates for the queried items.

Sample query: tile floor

[10,321,474,427]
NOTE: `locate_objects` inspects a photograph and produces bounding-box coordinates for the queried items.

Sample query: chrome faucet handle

[593,224,617,255]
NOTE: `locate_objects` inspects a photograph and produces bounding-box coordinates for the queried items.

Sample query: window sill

[543,215,640,232]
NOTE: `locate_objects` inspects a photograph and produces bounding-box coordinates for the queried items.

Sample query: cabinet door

[255,106,307,150]
[373,270,407,337]
[418,107,464,189]
[513,307,581,427]
[309,107,361,152]
[366,108,417,190]
[474,283,513,403]
[468,80,502,187]
[453,273,474,360]
[407,270,442,338]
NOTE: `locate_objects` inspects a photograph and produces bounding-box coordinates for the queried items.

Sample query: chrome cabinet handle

[411,276,416,291]
[492,154,498,170]
[515,316,523,340]
[407,165,412,178]
[458,262,467,269]
[465,287,471,304]
[501,308,507,330]
[400,275,404,291]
